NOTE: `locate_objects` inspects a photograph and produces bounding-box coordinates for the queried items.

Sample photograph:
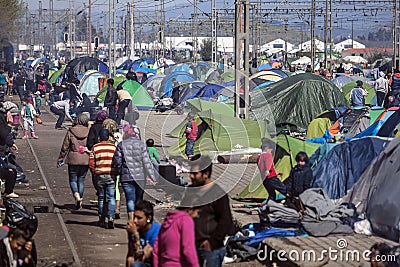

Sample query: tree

[200,38,212,61]
[0,0,25,41]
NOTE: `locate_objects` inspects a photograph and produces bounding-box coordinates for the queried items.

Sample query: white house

[298,39,325,52]
[333,39,366,52]
[164,36,235,53]
[260,38,295,53]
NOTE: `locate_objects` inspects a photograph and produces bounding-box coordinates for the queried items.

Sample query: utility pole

[88,0,92,57]
[235,0,250,119]
[130,0,135,59]
[126,3,131,58]
[109,0,117,75]
[50,0,54,57]
[347,18,358,48]
[393,0,399,69]
[39,1,42,54]
[161,0,166,59]
[211,0,218,64]
[284,18,288,68]
[329,0,333,69]
[193,0,198,63]
[311,0,316,72]
[324,0,328,70]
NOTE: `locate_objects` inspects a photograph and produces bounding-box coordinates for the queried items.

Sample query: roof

[343,48,393,53]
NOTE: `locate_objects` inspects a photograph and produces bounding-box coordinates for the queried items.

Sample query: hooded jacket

[112,137,156,183]
[153,210,200,267]
[58,125,90,165]
[389,73,400,91]
[284,165,313,197]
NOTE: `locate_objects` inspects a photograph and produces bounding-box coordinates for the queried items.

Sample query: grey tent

[341,137,400,242]
[310,137,391,200]
[250,73,348,132]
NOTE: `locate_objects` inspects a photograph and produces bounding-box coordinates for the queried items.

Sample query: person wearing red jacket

[183,113,198,159]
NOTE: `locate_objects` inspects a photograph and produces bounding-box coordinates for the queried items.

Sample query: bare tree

[0,0,25,41]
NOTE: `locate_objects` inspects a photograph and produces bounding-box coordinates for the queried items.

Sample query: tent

[291,56,311,66]
[310,137,391,200]
[49,68,64,84]
[186,98,234,117]
[331,76,354,90]
[221,71,235,82]
[159,71,195,97]
[236,135,321,199]
[167,110,269,157]
[179,81,208,104]
[342,55,368,64]
[79,70,108,96]
[269,68,289,78]
[250,73,349,132]
[121,80,154,110]
[258,64,272,71]
[186,84,227,101]
[250,71,283,86]
[65,56,109,81]
[341,137,400,242]
[142,74,165,97]
[341,81,376,105]
[354,107,400,138]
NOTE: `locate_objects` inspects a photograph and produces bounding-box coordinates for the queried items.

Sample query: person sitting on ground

[257,139,287,202]
[350,80,368,107]
[385,94,400,109]
[126,200,161,267]
[89,128,117,229]
[153,194,201,267]
[284,152,313,211]
[0,227,35,267]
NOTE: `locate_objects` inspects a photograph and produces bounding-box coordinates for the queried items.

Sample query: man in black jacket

[104,79,117,120]
[188,154,233,267]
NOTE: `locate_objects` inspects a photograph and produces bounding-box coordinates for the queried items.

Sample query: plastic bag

[3,198,38,238]
[354,219,372,235]
[36,117,42,124]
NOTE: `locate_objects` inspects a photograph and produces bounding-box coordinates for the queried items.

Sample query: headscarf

[379,71,386,78]
[96,110,108,122]
[121,121,136,140]
[76,113,89,127]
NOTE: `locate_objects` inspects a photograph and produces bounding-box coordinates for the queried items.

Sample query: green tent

[114,75,127,87]
[49,68,65,84]
[121,80,154,110]
[342,81,376,105]
[305,110,338,139]
[167,110,270,157]
[221,71,235,82]
[236,134,321,199]
[187,99,234,117]
[250,73,349,132]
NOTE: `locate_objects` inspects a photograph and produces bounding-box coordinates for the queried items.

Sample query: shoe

[5,192,19,198]
[31,133,38,139]
[55,127,64,130]
[114,213,120,220]
[22,131,28,139]
[107,219,114,229]
[98,218,106,228]
[74,193,82,210]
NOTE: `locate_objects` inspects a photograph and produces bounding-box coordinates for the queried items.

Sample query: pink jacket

[153,210,200,267]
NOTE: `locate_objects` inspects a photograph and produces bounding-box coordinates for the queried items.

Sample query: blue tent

[354,108,400,138]
[172,64,192,74]
[135,67,156,74]
[269,68,289,78]
[179,81,208,103]
[258,64,272,71]
[310,137,391,200]
[160,72,195,97]
[187,84,224,100]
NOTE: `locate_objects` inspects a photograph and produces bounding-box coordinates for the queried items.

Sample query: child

[183,113,197,159]
[257,140,286,201]
[20,98,38,139]
[34,91,42,115]
[146,138,160,172]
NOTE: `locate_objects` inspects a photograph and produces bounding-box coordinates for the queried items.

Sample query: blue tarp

[187,84,224,100]
[354,110,396,138]
[310,137,391,200]
[160,71,195,97]
[244,227,306,247]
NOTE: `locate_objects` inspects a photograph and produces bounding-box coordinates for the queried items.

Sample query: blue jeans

[185,139,195,157]
[197,247,226,267]
[50,105,65,128]
[97,174,116,219]
[116,99,131,125]
[130,262,146,267]
[121,180,145,213]
[68,165,88,199]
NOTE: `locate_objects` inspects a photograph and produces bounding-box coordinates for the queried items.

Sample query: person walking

[350,80,368,107]
[375,71,389,107]
[104,79,118,120]
[389,69,400,99]
[89,128,117,229]
[189,154,233,267]
[0,70,7,95]
[112,123,157,221]
[115,86,132,125]
[57,114,90,210]
[14,69,26,103]
[50,98,73,129]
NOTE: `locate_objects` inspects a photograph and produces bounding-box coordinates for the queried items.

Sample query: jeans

[376,91,386,106]
[185,139,195,158]
[97,174,116,219]
[130,262,146,267]
[121,180,145,213]
[17,86,25,103]
[50,106,65,128]
[263,176,287,201]
[116,99,131,125]
[108,106,116,121]
[197,247,226,267]
[68,165,88,199]
[0,167,17,195]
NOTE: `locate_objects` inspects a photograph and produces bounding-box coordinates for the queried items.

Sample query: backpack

[3,198,38,238]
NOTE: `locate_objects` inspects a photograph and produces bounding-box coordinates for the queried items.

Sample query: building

[341,48,393,58]
[260,38,295,54]
[298,39,325,52]
[334,39,365,52]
